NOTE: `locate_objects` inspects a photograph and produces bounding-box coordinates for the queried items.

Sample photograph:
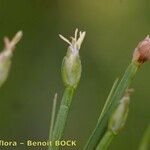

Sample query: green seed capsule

[59,29,85,88]
[108,89,132,134]
[61,48,81,88]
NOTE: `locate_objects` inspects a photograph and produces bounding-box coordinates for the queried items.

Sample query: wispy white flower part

[59,34,72,46]
[76,31,86,50]
[4,31,23,50]
[0,31,23,59]
[59,29,86,55]
[0,31,23,87]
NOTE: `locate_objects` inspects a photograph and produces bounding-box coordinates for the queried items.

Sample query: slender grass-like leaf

[98,78,119,123]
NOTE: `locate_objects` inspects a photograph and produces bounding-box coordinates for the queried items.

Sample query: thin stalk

[84,62,140,150]
[49,86,74,150]
[98,78,119,123]
[96,130,114,150]
[85,79,118,149]
[139,125,150,150]
[49,29,85,150]
[49,93,58,140]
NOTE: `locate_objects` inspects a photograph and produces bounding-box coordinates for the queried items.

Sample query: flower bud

[59,29,86,88]
[132,35,150,64]
[0,31,23,87]
[108,89,133,135]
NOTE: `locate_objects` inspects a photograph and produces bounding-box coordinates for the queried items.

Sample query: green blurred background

[0,0,149,149]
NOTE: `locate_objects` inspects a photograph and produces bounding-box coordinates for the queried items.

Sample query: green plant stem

[98,78,119,123]
[49,93,58,140]
[139,125,150,150]
[83,79,118,150]
[96,130,114,150]
[49,86,74,150]
[84,62,140,150]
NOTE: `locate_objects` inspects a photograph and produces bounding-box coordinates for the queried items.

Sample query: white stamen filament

[59,29,86,54]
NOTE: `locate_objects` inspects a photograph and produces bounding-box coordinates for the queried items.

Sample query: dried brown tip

[132,35,150,64]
